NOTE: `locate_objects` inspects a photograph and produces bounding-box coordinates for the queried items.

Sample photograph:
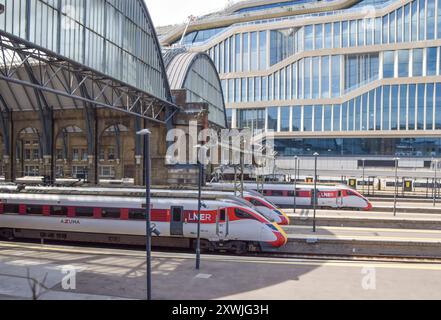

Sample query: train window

[248,198,263,206]
[26,205,43,215]
[287,191,300,197]
[3,204,19,214]
[102,208,121,219]
[234,208,258,221]
[75,207,94,217]
[220,209,226,222]
[346,190,357,196]
[172,207,183,222]
[271,190,284,196]
[129,209,146,220]
[51,206,68,216]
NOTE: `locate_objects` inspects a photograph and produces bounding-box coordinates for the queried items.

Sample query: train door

[216,208,229,240]
[336,191,344,208]
[170,207,184,236]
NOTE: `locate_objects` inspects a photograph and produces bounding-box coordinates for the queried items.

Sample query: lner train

[210,183,373,211]
[0,185,290,225]
[0,192,288,253]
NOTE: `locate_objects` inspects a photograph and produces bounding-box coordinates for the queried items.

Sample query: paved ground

[1,241,441,300]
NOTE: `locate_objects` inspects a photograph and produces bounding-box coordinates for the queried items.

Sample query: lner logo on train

[186,212,215,223]
[319,191,337,198]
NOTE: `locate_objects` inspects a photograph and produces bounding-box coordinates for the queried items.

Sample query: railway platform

[1,241,441,300]
[280,225,441,258]
[287,209,441,229]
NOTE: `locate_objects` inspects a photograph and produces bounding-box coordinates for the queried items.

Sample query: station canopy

[0,0,179,123]
[164,48,228,129]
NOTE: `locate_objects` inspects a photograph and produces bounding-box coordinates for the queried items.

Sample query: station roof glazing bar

[0,0,181,123]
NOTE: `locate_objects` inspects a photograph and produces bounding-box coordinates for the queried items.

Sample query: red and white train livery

[0,185,290,225]
[0,192,288,253]
[211,183,373,211]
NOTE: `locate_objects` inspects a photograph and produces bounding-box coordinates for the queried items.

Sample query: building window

[280,107,290,132]
[322,56,330,99]
[56,149,64,161]
[389,12,396,44]
[417,84,426,130]
[427,47,438,76]
[108,147,116,161]
[323,105,332,131]
[383,86,391,131]
[315,24,323,50]
[304,25,313,51]
[427,0,436,40]
[391,85,399,131]
[292,106,301,132]
[412,48,424,76]
[72,148,80,161]
[383,51,395,78]
[72,166,88,179]
[312,57,320,99]
[398,50,409,77]
[333,22,341,48]
[400,85,408,130]
[267,107,278,132]
[259,31,267,70]
[32,149,39,161]
[304,106,313,132]
[314,105,323,132]
[25,166,39,177]
[408,84,417,130]
[25,149,31,161]
[419,0,426,41]
[333,104,341,132]
[100,165,115,178]
[324,23,332,48]
[82,149,88,161]
[427,83,434,130]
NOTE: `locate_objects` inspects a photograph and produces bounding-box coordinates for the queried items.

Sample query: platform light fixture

[434,158,438,207]
[137,128,152,301]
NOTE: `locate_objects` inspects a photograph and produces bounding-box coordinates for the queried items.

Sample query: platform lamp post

[293,156,298,214]
[393,157,400,217]
[194,144,208,270]
[137,129,152,301]
[313,152,319,233]
[434,159,438,207]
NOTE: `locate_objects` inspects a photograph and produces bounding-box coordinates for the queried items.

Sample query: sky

[146,0,232,27]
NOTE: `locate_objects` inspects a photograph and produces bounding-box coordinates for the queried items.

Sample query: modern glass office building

[159,0,441,159]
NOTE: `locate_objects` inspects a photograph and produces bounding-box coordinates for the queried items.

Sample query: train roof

[210,182,350,191]
[0,192,246,210]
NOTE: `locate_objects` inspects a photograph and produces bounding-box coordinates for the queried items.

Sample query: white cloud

[145,0,232,27]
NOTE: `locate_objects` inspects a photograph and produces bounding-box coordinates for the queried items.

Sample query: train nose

[269,223,288,247]
[364,201,373,211]
[275,210,290,225]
